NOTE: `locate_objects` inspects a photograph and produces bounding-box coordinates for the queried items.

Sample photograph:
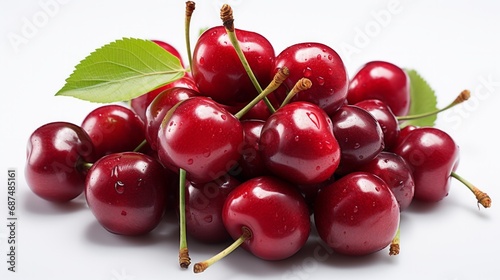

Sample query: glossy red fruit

[157,96,244,183]
[347,61,410,116]
[357,151,415,210]
[237,119,269,179]
[191,26,275,105]
[330,105,385,175]
[85,152,169,235]
[393,127,459,202]
[273,42,349,115]
[314,172,400,256]
[81,104,145,158]
[25,122,95,202]
[355,99,400,151]
[222,176,310,260]
[145,87,198,150]
[393,125,418,151]
[130,76,198,124]
[259,101,341,185]
[184,175,240,243]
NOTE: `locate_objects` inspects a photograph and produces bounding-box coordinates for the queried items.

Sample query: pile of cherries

[24,3,490,274]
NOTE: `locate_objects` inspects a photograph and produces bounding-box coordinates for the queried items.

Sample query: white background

[1,0,500,279]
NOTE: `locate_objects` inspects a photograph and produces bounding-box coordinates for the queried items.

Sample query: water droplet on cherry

[316,76,325,86]
[303,67,313,77]
[115,181,125,194]
[121,210,127,216]
[187,158,194,165]
[203,215,213,223]
[306,112,320,129]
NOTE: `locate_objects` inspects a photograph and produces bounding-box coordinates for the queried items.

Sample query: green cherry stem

[397,89,471,121]
[132,139,148,153]
[450,171,492,209]
[279,78,312,109]
[220,4,276,114]
[193,226,252,273]
[233,66,289,119]
[178,168,191,269]
[184,1,196,69]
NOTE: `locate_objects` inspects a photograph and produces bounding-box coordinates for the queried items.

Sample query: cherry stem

[279,78,313,108]
[220,4,276,114]
[178,168,191,269]
[397,89,471,121]
[132,139,148,153]
[389,226,400,256]
[450,171,492,209]
[193,226,252,273]
[233,66,289,119]
[184,1,196,69]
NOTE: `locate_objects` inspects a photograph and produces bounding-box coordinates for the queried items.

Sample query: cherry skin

[237,119,269,180]
[81,104,145,158]
[329,104,385,175]
[222,176,310,260]
[144,87,198,150]
[259,101,341,185]
[393,127,460,202]
[273,42,349,115]
[347,60,410,116]
[85,152,169,235]
[25,122,95,202]
[392,125,418,151]
[157,96,244,183]
[355,99,400,151]
[356,151,415,211]
[314,172,400,256]
[130,76,198,124]
[183,175,240,243]
[191,26,275,105]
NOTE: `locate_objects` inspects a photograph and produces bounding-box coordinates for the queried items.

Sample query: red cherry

[191,26,275,105]
[273,42,349,115]
[329,104,385,175]
[85,152,169,235]
[144,87,198,150]
[237,119,269,180]
[347,61,410,116]
[130,76,198,124]
[184,175,240,243]
[259,101,341,185]
[393,127,459,202]
[222,176,310,260]
[81,104,145,158]
[356,151,415,211]
[355,99,400,151]
[25,122,95,202]
[157,96,244,183]
[314,172,400,256]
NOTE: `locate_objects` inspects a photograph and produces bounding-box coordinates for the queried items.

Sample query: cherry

[314,172,400,256]
[191,26,275,105]
[194,176,310,272]
[356,151,415,211]
[144,87,198,150]
[393,127,459,202]
[183,175,240,243]
[393,124,418,151]
[272,42,349,115]
[25,122,95,202]
[329,104,385,175]
[85,152,169,235]
[156,96,244,183]
[347,61,410,116]
[236,119,270,180]
[355,99,400,151]
[81,104,145,158]
[259,101,341,185]
[130,76,198,124]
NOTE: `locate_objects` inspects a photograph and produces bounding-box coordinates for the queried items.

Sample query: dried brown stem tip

[473,188,492,208]
[185,1,196,17]
[220,4,235,31]
[389,243,400,256]
[179,247,191,269]
[453,89,471,105]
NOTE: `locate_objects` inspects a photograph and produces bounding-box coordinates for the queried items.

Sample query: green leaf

[403,69,438,127]
[56,38,186,103]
